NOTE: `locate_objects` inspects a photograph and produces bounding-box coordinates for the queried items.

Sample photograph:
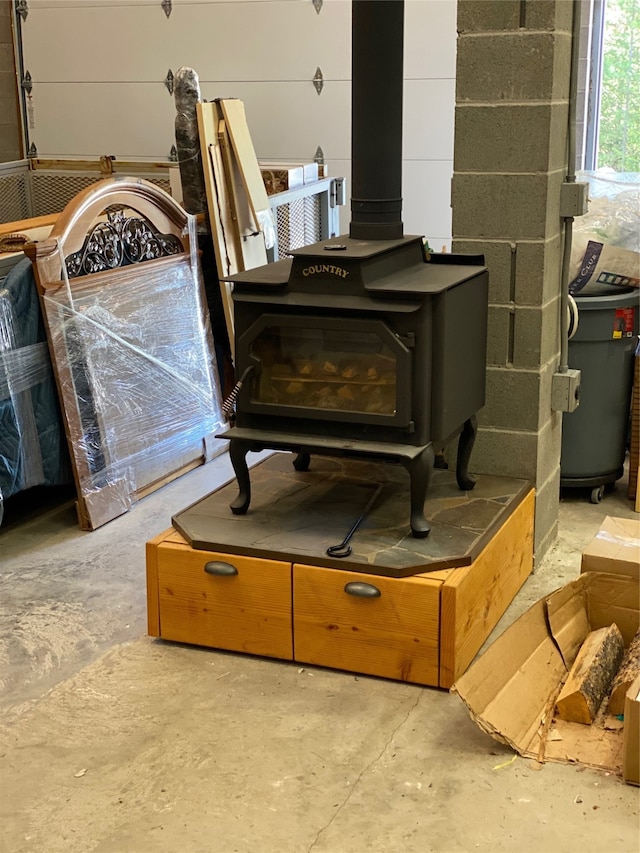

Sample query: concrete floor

[1,452,639,853]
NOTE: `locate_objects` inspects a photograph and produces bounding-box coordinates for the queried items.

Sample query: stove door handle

[344,581,381,599]
[204,561,239,577]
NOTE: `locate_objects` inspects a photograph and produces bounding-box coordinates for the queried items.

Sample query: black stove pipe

[349,0,404,241]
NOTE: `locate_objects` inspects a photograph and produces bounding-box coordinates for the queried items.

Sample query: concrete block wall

[0,0,21,162]
[453,0,576,559]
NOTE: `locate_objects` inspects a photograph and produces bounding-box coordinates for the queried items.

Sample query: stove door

[237,314,412,427]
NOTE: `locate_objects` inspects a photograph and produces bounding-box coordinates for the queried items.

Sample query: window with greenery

[597,0,640,171]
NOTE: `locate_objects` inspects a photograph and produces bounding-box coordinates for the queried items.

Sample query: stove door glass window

[250,325,398,416]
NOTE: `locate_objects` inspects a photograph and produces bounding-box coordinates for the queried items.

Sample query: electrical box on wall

[560,182,589,218]
[552,368,582,412]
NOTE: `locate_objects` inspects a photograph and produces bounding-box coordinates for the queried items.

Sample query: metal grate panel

[304,194,322,243]
[0,172,31,223]
[30,172,173,218]
[30,172,103,217]
[147,177,171,195]
[274,194,322,257]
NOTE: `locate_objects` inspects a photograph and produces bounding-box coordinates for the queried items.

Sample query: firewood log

[556,624,625,724]
[608,627,640,716]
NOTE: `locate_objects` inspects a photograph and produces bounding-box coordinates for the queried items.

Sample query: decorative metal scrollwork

[64,207,183,278]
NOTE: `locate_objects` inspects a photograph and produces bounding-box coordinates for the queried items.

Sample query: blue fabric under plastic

[0,257,71,505]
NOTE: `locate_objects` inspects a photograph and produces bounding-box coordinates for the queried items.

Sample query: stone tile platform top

[173,452,531,578]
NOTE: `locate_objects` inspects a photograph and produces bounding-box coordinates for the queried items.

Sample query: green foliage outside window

[598,0,640,171]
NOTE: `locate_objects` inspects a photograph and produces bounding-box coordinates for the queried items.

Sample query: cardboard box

[623,674,640,785]
[580,516,640,579]
[300,162,319,184]
[259,164,305,195]
[452,571,639,776]
[259,162,320,195]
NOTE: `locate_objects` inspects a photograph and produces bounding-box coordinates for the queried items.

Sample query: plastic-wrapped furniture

[0,257,71,524]
[25,177,225,530]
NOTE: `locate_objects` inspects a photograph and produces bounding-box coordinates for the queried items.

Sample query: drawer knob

[344,581,381,598]
[204,561,238,577]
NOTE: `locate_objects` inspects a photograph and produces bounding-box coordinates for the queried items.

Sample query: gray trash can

[561,287,639,503]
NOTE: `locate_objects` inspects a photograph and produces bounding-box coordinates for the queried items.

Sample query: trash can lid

[574,283,636,299]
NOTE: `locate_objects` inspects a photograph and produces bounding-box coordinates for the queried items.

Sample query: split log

[608,627,640,716]
[556,624,625,724]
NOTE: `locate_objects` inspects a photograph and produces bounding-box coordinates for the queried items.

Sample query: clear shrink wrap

[570,171,640,295]
[37,209,225,529]
[0,258,70,524]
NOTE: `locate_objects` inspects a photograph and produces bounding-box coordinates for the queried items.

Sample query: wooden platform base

[146,455,535,688]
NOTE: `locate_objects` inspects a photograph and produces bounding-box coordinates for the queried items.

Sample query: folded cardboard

[623,674,640,785]
[452,572,639,775]
[580,516,640,579]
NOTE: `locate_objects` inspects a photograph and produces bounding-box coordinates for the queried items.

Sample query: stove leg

[456,415,477,491]
[293,452,311,472]
[404,444,435,538]
[229,439,252,514]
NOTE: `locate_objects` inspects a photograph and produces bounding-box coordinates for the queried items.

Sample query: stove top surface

[222,233,486,298]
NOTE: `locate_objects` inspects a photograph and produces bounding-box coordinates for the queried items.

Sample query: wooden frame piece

[196,100,269,353]
[219,99,272,236]
[25,177,223,530]
[197,101,238,354]
[0,214,59,239]
[29,157,172,176]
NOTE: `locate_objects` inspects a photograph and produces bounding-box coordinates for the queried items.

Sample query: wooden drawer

[146,488,534,686]
[292,564,442,686]
[149,534,293,660]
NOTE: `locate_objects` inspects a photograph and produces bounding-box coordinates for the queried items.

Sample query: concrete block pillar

[452,0,576,559]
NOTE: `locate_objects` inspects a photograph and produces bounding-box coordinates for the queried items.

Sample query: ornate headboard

[26,176,193,283]
[24,176,223,531]
[64,205,184,278]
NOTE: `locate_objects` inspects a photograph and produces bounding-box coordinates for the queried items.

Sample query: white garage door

[19,0,456,244]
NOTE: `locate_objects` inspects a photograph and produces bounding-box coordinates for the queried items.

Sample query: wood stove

[217,0,488,537]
